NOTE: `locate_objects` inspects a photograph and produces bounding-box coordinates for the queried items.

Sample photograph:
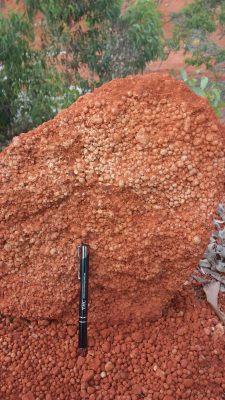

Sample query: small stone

[78,177,86,184]
[183,378,194,388]
[50,248,56,255]
[88,337,95,347]
[180,359,188,368]
[204,327,211,335]
[51,367,60,375]
[81,369,94,383]
[104,361,114,372]
[80,390,88,399]
[136,129,149,146]
[131,331,143,343]
[196,114,206,123]
[192,179,199,186]
[118,179,125,188]
[155,368,165,379]
[193,137,202,146]
[87,386,96,394]
[176,326,188,336]
[102,341,111,353]
[67,326,75,337]
[77,356,86,368]
[132,384,143,395]
[206,133,213,142]
[160,149,167,156]
[121,343,127,353]
[193,235,201,245]
[113,132,123,143]
[130,348,139,359]
[92,116,103,125]
[100,371,107,378]
[212,323,224,338]
[211,124,218,132]
[21,393,35,400]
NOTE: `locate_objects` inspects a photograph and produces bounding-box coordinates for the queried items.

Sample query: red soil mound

[0,73,224,325]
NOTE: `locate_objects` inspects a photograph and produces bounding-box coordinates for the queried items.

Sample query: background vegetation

[0,0,164,149]
[0,0,224,150]
[170,0,225,117]
[170,0,225,70]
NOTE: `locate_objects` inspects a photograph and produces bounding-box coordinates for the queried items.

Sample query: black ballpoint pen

[77,243,89,353]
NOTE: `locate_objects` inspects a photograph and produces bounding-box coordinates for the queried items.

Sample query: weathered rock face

[0,74,224,325]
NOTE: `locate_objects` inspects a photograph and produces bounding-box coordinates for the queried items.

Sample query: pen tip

[78,348,87,357]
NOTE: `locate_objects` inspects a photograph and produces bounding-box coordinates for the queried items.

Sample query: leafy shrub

[1,1,165,148]
[180,69,225,116]
[0,11,78,149]
[169,0,225,70]
[22,0,164,87]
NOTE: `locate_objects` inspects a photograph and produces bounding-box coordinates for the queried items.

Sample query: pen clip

[77,245,81,280]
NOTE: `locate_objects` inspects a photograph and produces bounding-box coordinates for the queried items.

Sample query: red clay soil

[1,74,224,327]
[0,284,224,400]
[0,73,225,400]
[1,4,225,399]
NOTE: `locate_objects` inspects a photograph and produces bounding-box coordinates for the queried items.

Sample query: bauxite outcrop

[0,73,224,324]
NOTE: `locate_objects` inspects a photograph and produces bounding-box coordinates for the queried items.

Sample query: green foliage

[0,11,33,131]
[170,0,225,70]
[219,3,225,25]
[22,0,123,26]
[180,69,225,116]
[21,0,164,86]
[181,1,216,33]
[0,11,78,149]
[122,0,164,70]
[1,1,164,149]
[184,53,214,70]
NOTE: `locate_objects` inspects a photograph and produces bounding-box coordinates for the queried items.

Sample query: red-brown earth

[1,1,225,399]
[0,72,225,399]
[0,284,224,400]
[1,73,224,325]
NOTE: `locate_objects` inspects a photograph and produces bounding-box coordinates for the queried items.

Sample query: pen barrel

[78,320,87,349]
[78,244,89,349]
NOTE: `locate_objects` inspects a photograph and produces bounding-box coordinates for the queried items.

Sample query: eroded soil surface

[1,74,224,326]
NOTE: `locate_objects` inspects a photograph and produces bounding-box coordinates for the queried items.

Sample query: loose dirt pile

[0,285,224,400]
[0,73,224,325]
